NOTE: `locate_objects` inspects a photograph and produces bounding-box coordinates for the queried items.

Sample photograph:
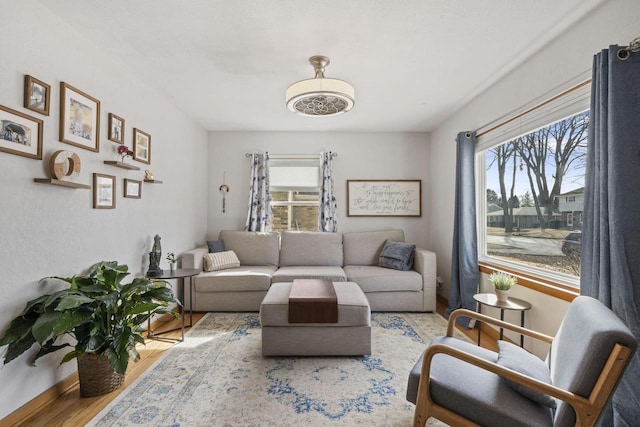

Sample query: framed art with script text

[347,180,421,217]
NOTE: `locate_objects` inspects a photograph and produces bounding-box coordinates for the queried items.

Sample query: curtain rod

[476,34,639,139]
[476,78,591,138]
[244,153,337,159]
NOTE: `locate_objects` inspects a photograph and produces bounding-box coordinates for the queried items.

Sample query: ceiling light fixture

[286,55,355,117]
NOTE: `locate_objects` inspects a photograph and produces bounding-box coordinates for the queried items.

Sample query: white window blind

[269,159,320,192]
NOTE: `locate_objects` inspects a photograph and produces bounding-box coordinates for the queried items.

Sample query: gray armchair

[406,296,637,427]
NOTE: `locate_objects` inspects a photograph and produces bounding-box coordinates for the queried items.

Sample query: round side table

[473,293,531,347]
[147,268,200,342]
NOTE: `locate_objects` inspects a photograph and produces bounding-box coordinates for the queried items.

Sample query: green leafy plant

[0,261,178,375]
[488,271,517,291]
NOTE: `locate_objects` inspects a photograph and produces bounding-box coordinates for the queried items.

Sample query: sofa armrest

[414,248,437,312]
[182,246,208,271]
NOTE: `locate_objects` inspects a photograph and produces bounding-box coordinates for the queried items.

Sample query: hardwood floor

[8,304,498,426]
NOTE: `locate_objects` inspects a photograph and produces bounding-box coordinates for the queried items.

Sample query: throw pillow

[203,250,241,272]
[378,240,416,271]
[496,341,557,408]
[207,240,225,253]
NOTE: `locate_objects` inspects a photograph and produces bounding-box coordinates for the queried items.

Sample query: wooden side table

[147,268,200,342]
[473,293,532,347]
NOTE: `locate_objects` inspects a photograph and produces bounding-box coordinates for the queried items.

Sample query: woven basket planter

[77,354,125,397]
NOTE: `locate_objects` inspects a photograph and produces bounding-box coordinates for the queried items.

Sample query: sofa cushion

[279,231,343,266]
[343,230,406,266]
[344,265,422,292]
[271,266,347,283]
[194,266,277,293]
[497,341,556,408]
[379,240,416,271]
[219,230,279,266]
[203,251,241,272]
[260,282,370,327]
[207,239,225,253]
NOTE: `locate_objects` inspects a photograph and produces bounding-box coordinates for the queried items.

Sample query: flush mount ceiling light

[286,55,355,117]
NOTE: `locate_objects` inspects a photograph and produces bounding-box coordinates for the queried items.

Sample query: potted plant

[166,252,181,272]
[117,145,134,163]
[0,261,178,397]
[488,271,517,303]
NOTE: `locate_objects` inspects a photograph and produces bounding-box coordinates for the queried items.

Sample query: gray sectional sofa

[182,229,437,312]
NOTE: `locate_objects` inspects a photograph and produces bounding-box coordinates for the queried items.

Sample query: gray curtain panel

[445,132,479,328]
[245,152,271,232]
[319,151,338,232]
[581,44,640,425]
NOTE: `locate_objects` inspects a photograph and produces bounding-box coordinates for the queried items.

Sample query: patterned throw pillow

[203,250,241,272]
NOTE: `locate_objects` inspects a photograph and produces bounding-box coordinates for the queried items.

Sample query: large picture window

[269,157,320,232]
[477,81,591,286]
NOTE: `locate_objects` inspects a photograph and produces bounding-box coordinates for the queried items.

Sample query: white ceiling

[37,0,604,132]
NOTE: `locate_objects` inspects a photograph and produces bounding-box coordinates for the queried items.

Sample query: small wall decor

[0,104,43,160]
[49,150,81,181]
[60,82,100,152]
[147,234,163,277]
[93,173,116,209]
[133,128,151,164]
[124,179,142,199]
[24,75,51,116]
[219,170,230,213]
[108,113,125,144]
[347,180,422,217]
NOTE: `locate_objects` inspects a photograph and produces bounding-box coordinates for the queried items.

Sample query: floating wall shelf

[103,161,141,170]
[34,178,91,189]
[144,179,163,184]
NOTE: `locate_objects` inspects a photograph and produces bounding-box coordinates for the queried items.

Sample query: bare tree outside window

[484,111,588,277]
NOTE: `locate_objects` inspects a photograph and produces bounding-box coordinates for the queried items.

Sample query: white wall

[0,1,208,419]
[428,0,639,357]
[207,132,431,248]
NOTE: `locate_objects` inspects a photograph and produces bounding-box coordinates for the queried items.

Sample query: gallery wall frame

[133,128,151,164]
[108,113,125,144]
[93,173,116,209]
[346,179,422,217]
[0,104,43,160]
[124,178,142,199]
[24,75,51,116]
[60,82,100,152]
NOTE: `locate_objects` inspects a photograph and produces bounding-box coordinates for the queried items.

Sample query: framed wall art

[124,178,142,199]
[133,128,151,164]
[24,75,51,116]
[347,180,422,217]
[0,104,43,160]
[60,82,100,152]
[108,113,125,144]
[93,173,116,209]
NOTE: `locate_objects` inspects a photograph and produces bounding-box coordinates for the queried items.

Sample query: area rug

[88,312,467,426]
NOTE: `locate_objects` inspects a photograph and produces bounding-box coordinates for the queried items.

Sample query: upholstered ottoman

[260,282,372,356]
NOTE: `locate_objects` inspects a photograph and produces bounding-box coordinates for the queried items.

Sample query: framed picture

[60,82,100,152]
[0,105,43,160]
[133,128,151,164]
[347,180,422,217]
[24,75,50,116]
[124,178,141,199]
[108,113,125,144]
[93,173,116,209]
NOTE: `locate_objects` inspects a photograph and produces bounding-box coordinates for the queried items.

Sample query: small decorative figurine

[146,234,163,277]
[145,170,154,180]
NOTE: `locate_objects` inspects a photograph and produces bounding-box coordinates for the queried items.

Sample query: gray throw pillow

[378,240,416,271]
[207,240,225,253]
[496,341,557,408]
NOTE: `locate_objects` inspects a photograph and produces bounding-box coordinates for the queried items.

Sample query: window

[477,81,591,286]
[269,156,320,232]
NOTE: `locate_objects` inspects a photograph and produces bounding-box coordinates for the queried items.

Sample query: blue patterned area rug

[88,312,463,426]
